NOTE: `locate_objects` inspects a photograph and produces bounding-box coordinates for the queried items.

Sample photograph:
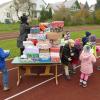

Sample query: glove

[71,53,74,56]
[68,57,72,61]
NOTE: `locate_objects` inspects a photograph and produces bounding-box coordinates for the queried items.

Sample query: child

[0,48,10,91]
[82,31,91,46]
[61,39,79,79]
[89,35,97,57]
[70,38,82,73]
[64,31,71,40]
[79,45,96,87]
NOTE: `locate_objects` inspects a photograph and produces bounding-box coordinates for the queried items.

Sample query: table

[12,57,61,86]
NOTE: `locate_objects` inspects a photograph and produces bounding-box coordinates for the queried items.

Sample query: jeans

[1,66,8,87]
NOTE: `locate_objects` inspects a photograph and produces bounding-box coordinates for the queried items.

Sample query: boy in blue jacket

[0,48,10,91]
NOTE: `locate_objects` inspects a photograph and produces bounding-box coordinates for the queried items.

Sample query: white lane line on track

[0,67,17,74]
[4,74,62,100]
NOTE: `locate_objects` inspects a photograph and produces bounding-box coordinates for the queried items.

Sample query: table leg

[55,65,58,85]
[40,65,54,76]
[24,66,37,76]
[17,66,21,86]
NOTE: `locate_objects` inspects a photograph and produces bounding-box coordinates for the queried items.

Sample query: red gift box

[51,57,60,63]
[50,47,60,52]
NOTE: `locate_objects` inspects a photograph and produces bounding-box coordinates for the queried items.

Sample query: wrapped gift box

[50,47,60,52]
[28,34,46,41]
[39,49,50,53]
[23,41,33,48]
[46,32,60,41]
[37,40,51,49]
[30,27,40,34]
[23,46,39,54]
[28,34,37,39]
[37,34,46,40]
[51,57,60,63]
[50,52,60,62]
[27,53,39,58]
[39,53,51,62]
[50,53,60,58]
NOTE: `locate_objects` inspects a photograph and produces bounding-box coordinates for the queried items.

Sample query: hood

[86,31,91,37]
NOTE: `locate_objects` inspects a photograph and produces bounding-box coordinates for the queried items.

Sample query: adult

[17,13,30,55]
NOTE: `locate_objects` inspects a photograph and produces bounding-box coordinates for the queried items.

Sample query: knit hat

[85,31,91,37]
[75,38,81,45]
[89,35,96,42]
[20,14,28,23]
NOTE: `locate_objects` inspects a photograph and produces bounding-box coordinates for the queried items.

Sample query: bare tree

[12,0,34,20]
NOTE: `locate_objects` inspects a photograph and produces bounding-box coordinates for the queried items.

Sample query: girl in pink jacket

[79,45,96,87]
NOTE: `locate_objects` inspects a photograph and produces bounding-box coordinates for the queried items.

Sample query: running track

[0,33,100,100]
[0,58,100,100]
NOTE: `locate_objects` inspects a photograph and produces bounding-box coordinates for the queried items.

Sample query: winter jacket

[0,48,10,69]
[82,32,91,46]
[61,44,79,65]
[80,51,96,74]
[17,23,30,48]
[82,37,89,46]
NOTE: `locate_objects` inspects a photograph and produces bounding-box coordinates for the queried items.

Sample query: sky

[0,0,97,6]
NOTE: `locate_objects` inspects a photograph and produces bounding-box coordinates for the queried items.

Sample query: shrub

[95,9,100,24]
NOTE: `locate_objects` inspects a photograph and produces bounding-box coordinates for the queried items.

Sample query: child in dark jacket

[82,31,91,46]
[0,48,10,91]
[61,39,79,79]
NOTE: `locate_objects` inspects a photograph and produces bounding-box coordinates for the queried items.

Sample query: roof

[48,2,64,11]
[64,0,77,8]
[42,0,47,5]
[0,1,12,8]
[47,0,78,11]
[0,0,47,8]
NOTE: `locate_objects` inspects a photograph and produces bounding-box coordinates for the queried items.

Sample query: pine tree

[95,0,100,10]
[48,8,52,19]
[75,0,80,9]
[84,1,89,10]
[40,8,46,22]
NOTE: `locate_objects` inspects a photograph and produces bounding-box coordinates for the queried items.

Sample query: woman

[17,14,30,55]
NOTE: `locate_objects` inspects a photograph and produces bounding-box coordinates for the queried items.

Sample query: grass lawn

[0,29,100,58]
[71,29,100,39]
[0,23,19,33]
[0,39,20,58]
[0,20,40,34]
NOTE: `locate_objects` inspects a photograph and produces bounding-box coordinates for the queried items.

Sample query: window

[34,11,37,18]
[7,12,10,18]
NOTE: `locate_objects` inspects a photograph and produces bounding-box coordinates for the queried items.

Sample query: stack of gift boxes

[20,26,60,63]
